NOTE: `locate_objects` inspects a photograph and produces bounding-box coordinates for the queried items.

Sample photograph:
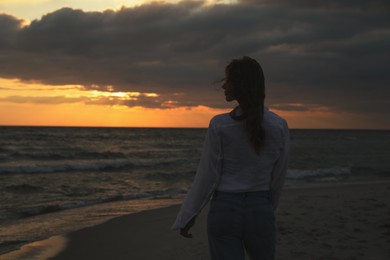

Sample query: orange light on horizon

[0,102,228,128]
[1,78,388,129]
[0,77,228,127]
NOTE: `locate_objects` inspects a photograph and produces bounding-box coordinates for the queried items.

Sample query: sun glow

[1,78,386,129]
[87,90,158,100]
[0,78,160,103]
[0,102,226,128]
[0,77,227,127]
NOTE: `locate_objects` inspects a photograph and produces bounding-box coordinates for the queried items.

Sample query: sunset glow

[1,77,383,129]
[0,77,227,127]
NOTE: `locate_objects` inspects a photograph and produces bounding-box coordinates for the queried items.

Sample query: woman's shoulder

[263,108,289,132]
[208,112,245,138]
[209,112,236,127]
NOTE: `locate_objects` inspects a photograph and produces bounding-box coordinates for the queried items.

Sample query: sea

[0,126,389,254]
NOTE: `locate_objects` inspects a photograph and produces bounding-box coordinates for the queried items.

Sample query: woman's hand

[180,216,196,238]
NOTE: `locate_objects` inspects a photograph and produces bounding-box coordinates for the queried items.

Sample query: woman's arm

[171,119,222,232]
[270,120,290,211]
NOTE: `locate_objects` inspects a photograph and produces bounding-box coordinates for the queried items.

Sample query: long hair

[225,56,265,153]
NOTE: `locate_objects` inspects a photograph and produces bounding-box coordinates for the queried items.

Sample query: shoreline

[0,197,183,256]
[1,180,390,260]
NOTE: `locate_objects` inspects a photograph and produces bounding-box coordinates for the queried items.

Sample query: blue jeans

[207,191,275,260]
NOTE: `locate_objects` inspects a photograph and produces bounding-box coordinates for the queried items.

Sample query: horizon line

[0,124,389,131]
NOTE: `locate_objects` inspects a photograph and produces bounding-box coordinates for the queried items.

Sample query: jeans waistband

[213,190,270,198]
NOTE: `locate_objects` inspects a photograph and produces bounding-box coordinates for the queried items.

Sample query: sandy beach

[2,181,390,260]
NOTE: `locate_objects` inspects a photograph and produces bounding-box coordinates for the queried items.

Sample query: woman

[172,56,289,260]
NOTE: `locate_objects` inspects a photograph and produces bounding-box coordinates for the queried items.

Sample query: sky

[0,0,389,128]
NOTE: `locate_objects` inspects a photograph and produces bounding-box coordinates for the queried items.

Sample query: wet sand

[2,181,390,260]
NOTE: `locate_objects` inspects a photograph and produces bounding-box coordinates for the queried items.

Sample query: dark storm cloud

[0,0,389,114]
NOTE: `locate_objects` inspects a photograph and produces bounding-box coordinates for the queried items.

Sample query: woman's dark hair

[225,56,265,153]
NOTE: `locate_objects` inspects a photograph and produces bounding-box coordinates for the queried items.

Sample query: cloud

[0,95,85,104]
[0,0,389,114]
[0,85,201,109]
[270,103,315,112]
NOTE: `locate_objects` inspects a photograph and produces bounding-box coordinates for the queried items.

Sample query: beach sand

[2,181,390,260]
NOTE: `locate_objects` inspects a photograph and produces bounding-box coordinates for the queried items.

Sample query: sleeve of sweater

[171,119,222,230]
[270,119,290,211]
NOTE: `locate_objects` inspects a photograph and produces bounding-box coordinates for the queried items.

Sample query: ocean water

[0,126,389,254]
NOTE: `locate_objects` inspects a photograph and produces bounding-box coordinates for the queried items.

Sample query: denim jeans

[207,191,275,260]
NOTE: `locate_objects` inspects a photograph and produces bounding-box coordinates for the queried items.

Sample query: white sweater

[172,107,290,230]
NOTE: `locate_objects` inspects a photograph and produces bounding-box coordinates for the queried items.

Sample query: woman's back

[212,107,288,193]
